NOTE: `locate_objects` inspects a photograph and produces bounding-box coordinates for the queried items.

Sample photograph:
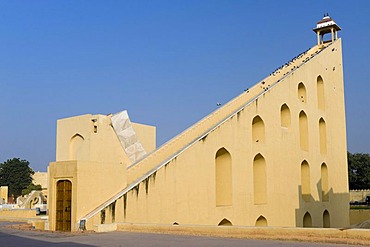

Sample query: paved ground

[0,222,360,247]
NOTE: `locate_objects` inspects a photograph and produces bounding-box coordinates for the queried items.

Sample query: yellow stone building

[0,186,8,204]
[48,16,349,231]
[32,171,48,197]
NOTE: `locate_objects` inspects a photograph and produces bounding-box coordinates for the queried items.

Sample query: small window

[92,119,98,133]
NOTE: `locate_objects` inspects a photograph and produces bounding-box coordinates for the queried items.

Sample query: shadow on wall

[295,179,349,228]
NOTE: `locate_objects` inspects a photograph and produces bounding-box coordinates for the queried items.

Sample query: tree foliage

[348,152,370,190]
[21,183,42,196]
[0,158,34,198]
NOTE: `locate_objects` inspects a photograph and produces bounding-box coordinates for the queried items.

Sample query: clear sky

[1,1,369,172]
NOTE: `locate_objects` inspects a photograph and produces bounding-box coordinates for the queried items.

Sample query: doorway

[56,180,72,231]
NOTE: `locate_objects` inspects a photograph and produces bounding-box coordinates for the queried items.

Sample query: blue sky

[1,1,369,172]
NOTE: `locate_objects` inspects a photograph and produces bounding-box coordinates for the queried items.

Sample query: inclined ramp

[79,41,334,224]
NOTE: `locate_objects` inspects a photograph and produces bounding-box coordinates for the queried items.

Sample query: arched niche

[255,215,268,227]
[323,210,330,228]
[303,212,312,227]
[319,118,327,155]
[299,111,309,151]
[317,75,325,110]
[215,148,232,206]
[301,160,310,202]
[253,154,267,204]
[218,218,232,226]
[321,163,329,201]
[280,104,291,128]
[298,82,307,103]
[69,134,84,160]
[252,115,265,143]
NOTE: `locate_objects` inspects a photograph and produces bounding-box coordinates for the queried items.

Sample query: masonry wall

[350,190,370,202]
[94,40,349,228]
[48,114,131,231]
[132,123,156,153]
[349,210,370,225]
[55,114,131,165]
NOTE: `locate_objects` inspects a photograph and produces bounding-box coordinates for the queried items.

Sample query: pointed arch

[252,115,265,143]
[317,75,325,110]
[323,210,330,228]
[253,154,267,204]
[255,215,268,227]
[298,82,307,103]
[69,134,84,160]
[280,104,291,128]
[321,163,329,201]
[299,111,309,151]
[218,218,232,226]
[301,160,310,202]
[319,118,327,155]
[215,148,232,206]
[303,212,312,227]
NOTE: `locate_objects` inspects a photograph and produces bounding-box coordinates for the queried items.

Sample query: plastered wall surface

[48,22,349,231]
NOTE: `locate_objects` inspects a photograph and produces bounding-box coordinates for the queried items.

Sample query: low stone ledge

[93,223,117,232]
[116,223,370,246]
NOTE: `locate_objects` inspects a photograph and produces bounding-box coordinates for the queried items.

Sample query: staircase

[80,41,334,223]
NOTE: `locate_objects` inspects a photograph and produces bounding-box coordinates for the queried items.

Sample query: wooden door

[56,180,72,231]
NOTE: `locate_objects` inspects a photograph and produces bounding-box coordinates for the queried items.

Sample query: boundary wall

[350,190,370,202]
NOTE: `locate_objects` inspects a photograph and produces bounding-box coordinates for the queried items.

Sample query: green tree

[21,183,42,196]
[0,158,34,198]
[348,152,370,190]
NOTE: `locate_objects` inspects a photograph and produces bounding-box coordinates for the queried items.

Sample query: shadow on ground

[0,222,95,247]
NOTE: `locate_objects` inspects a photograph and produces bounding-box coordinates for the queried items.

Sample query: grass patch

[350,206,370,210]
